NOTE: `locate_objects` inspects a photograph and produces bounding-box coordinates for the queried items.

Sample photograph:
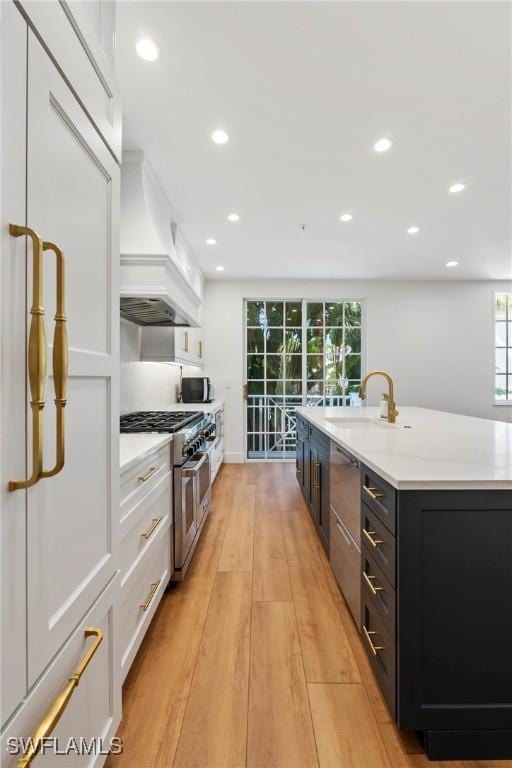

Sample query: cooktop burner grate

[120,411,202,433]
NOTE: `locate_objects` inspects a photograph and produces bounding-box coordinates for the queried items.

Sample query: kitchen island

[295,406,512,761]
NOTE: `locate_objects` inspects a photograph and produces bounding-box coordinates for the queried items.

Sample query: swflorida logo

[6,736,123,757]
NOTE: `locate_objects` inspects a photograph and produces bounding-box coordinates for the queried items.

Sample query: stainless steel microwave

[181,377,214,403]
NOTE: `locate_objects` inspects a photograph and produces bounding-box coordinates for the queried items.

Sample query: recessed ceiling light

[227,213,240,222]
[216,265,225,271]
[211,129,229,145]
[340,213,353,222]
[446,260,459,268]
[407,226,420,234]
[374,137,392,153]
[135,38,159,61]
[205,238,216,246]
[449,182,466,194]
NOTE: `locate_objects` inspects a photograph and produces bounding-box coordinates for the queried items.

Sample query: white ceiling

[115,1,512,281]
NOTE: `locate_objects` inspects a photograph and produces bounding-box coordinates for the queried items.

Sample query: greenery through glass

[245,298,364,459]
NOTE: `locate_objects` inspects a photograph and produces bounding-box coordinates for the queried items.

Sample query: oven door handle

[182,452,208,477]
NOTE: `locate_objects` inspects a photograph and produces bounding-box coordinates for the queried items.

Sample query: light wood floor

[107,463,510,768]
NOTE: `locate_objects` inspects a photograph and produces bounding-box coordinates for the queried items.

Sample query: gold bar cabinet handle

[40,241,68,479]
[138,465,159,483]
[198,340,203,358]
[139,579,161,611]
[184,330,189,353]
[362,528,384,548]
[9,224,46,491]
[363,485,385,501]
[363,571,383,595]
[314,459,320,490]
[362,625,385,656]
[141,516,163,540]
[16,627,103,768]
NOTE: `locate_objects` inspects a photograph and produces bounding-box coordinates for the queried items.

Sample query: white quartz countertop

[120,434,173,474]
[141,401,224,414]
[296,406,512,490]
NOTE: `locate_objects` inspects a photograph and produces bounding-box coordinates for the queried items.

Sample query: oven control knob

[186,444,194,457]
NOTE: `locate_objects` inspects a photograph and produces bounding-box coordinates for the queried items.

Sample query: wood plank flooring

[107,463,511,768]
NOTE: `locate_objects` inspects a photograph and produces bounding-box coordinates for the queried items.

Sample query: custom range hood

[120,151,204,327]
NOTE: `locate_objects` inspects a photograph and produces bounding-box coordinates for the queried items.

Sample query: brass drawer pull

[9,224,46,491]
[40,240,68,480]
[138,465,159,483]
[363,570,383,596]
[363,485,385,501]
[312,459,320,490]
[141,516,163,540]
[139,579,161,611]
[362,528,384,548]
[363,625,385,656]
[17,628,103,767]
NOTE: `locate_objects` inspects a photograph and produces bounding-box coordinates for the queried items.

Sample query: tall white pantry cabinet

[1,2,121,766]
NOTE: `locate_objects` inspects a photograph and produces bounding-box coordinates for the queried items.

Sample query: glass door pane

[245,298,364,459]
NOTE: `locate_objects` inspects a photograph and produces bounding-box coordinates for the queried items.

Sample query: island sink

[324,416,397,429]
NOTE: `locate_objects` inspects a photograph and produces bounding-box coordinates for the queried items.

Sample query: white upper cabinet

[175,327,205,367]
[140,326,204,368]
[17,0,122,161]
[25,28,120,686]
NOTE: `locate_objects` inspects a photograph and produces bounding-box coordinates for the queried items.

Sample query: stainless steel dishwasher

[329,442,361,626]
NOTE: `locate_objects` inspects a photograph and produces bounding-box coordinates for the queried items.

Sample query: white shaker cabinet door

[0,1,29,726]
[25,31,120,686]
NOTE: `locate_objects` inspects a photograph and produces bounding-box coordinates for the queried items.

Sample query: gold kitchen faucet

[358,371,399,423]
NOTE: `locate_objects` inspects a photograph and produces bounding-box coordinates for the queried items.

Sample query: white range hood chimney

[120,151,203,327]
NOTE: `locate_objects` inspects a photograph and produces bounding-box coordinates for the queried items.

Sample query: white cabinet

[0,0,121,758]
[140,325,204,367]
[1,577,120,768]
[25,25,120,688]
[175,327,205,367]
[17,0,122,161]
[119,444,172,680]
[0,0,30,725]
[212,407,225,482]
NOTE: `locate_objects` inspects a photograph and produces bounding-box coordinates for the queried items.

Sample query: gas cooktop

[120,411,202,434]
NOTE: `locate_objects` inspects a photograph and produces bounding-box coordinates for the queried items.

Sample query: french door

[244,299,363,460]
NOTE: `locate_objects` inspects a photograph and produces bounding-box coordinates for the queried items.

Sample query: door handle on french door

[40,241,68,479]
[8,224,47,491]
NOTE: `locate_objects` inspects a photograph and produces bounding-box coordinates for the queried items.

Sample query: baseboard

[224,452,244,463]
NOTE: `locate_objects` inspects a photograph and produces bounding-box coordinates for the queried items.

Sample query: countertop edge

[297,406,512,491]
[120,434,173,474]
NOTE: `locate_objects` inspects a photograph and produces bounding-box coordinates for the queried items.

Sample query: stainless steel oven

[174,450,211,577]
[120,410,215,582]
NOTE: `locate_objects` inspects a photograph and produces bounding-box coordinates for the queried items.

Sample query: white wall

[202,279,512,462]
[120,320,200,412]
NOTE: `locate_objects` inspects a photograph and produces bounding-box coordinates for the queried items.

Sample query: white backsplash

[120,319,199,413]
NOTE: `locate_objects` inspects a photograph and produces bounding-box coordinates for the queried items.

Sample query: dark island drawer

[362,503,396,587]
[361,465,396,534]
[362,546,396,640]
[361,594,396,720]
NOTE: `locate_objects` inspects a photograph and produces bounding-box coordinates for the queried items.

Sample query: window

[495,293,512,403]
[245,299,364,459]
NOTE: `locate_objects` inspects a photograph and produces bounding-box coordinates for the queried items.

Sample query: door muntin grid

[245,299,364,459]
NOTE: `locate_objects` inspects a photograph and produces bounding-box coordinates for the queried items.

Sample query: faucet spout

[358,370,399,423]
